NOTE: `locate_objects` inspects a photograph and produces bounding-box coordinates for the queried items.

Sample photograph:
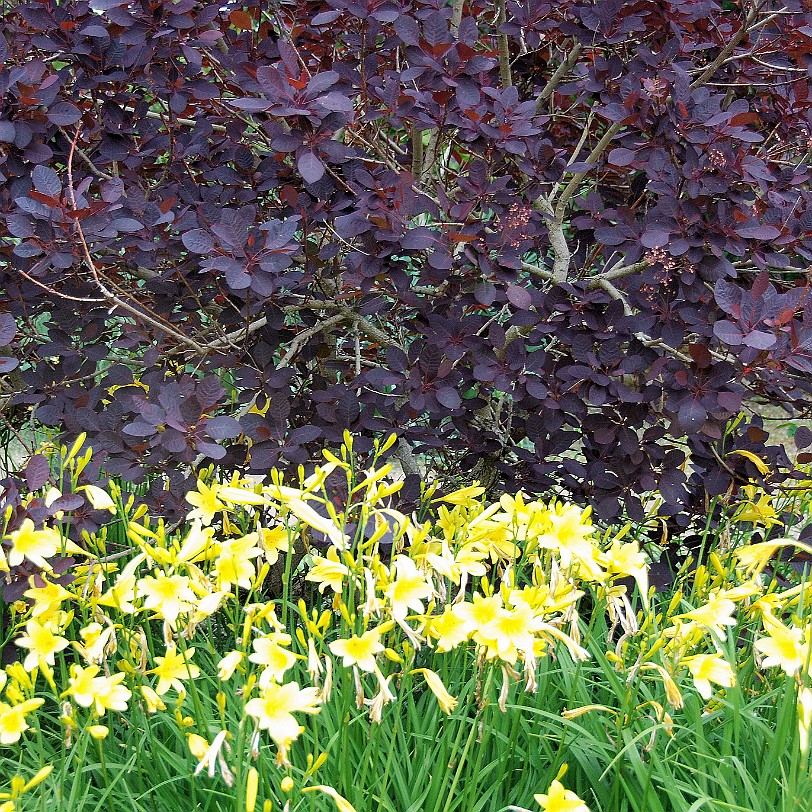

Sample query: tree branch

[535,43,583,112]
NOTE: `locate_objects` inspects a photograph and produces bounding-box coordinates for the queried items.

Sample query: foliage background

[1,0,812,528]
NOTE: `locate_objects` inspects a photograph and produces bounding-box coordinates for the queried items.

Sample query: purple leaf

[31,165,61,196]
[47,102,81,125]
[0,120,15,142]
[228,98,273,111]
[298,151,325,184]
[742,330,776,350]
[713,320,743,346]
[182,229,216,254]
[317,92,354,112]
[436,387,461,409]
[0,314,16,346]
[25,455,51,490]
[737,225,780,240]
[677,400,707,432]
[204,415,242,439]
[607,148,636,166]
[506,285,532,310]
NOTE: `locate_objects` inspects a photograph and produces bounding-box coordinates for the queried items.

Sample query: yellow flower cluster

[0,433,810,809]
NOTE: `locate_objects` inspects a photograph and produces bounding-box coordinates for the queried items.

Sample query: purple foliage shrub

[2,0,812,525]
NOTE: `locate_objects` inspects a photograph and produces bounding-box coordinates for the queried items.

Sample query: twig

[65,129,210,356]
[57,126,113,180]
[277,313,344,368]
[495,0,512,88]
[535,43,583,112]
[689,4,769,88]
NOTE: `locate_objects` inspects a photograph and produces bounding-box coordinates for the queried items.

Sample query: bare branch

[533,196,571,283]
[496,0,512,88]
[450,0,464,37]
[690,4,774,88]
[65,129,210,356]
[553,121,623,222]
[57,126,113,180]
[535,43,583,112]
[277,314,344,368]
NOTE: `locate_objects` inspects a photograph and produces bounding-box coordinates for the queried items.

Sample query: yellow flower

[329,629,384,672]
[15,619,69,670]
[5,519,62,569]
[245,766,259,812]
[79,484,117,512]
[306,548,349,594]
[151,646,201,695]
[754,618,809,676]
[535,779,590,812]
[249,634,297,684]
[482,603,543,664]
[602,539,649,605]
[426,607,469,653]
[732,485,779,527]
[138,572,197,627]
[140,685,166,713]
[244,681,321,755]
[218,651,244,681]
[214,533,264,591]
[682,652,735,699]
[452,594,503,636]
[65,664,131,715]
[75,622,116,665]
[187,732,209,760]
[0,698,44,745]
[432,484,486,507]
[0,765,52,807]
[410,668,457,714]
[257,526,291,566]
[88,724,109,740]
[186,479,228,525]
[191,729,230,779]
[681,592,737,637]
[384,556,432,620]
[24,578,71,620]
[425,541,487,584]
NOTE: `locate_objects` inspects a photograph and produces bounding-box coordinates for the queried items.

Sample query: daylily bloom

[186,479,228,525]
[151,646,201,695]
[384,556,433,620]
[138,572,197,627]
[15,618,69,670]
[426,607,469,653]
[329,629,385,673]
[217,651,244,681]
[244,681,321,757]
[411,668,457,714]
[24,578,71,620]
[754,618,809,676]
[214,533,264,590]
[249,633,297,684]
[681,592,737,637]
[306,548,349,594]
[0,698,44,745]
[65,664,131,715]
[682,652,736,699]
[5,519,62,569]
[535,779,590,812]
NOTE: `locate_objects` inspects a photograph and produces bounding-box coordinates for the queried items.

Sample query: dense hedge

[2,0,812,523]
